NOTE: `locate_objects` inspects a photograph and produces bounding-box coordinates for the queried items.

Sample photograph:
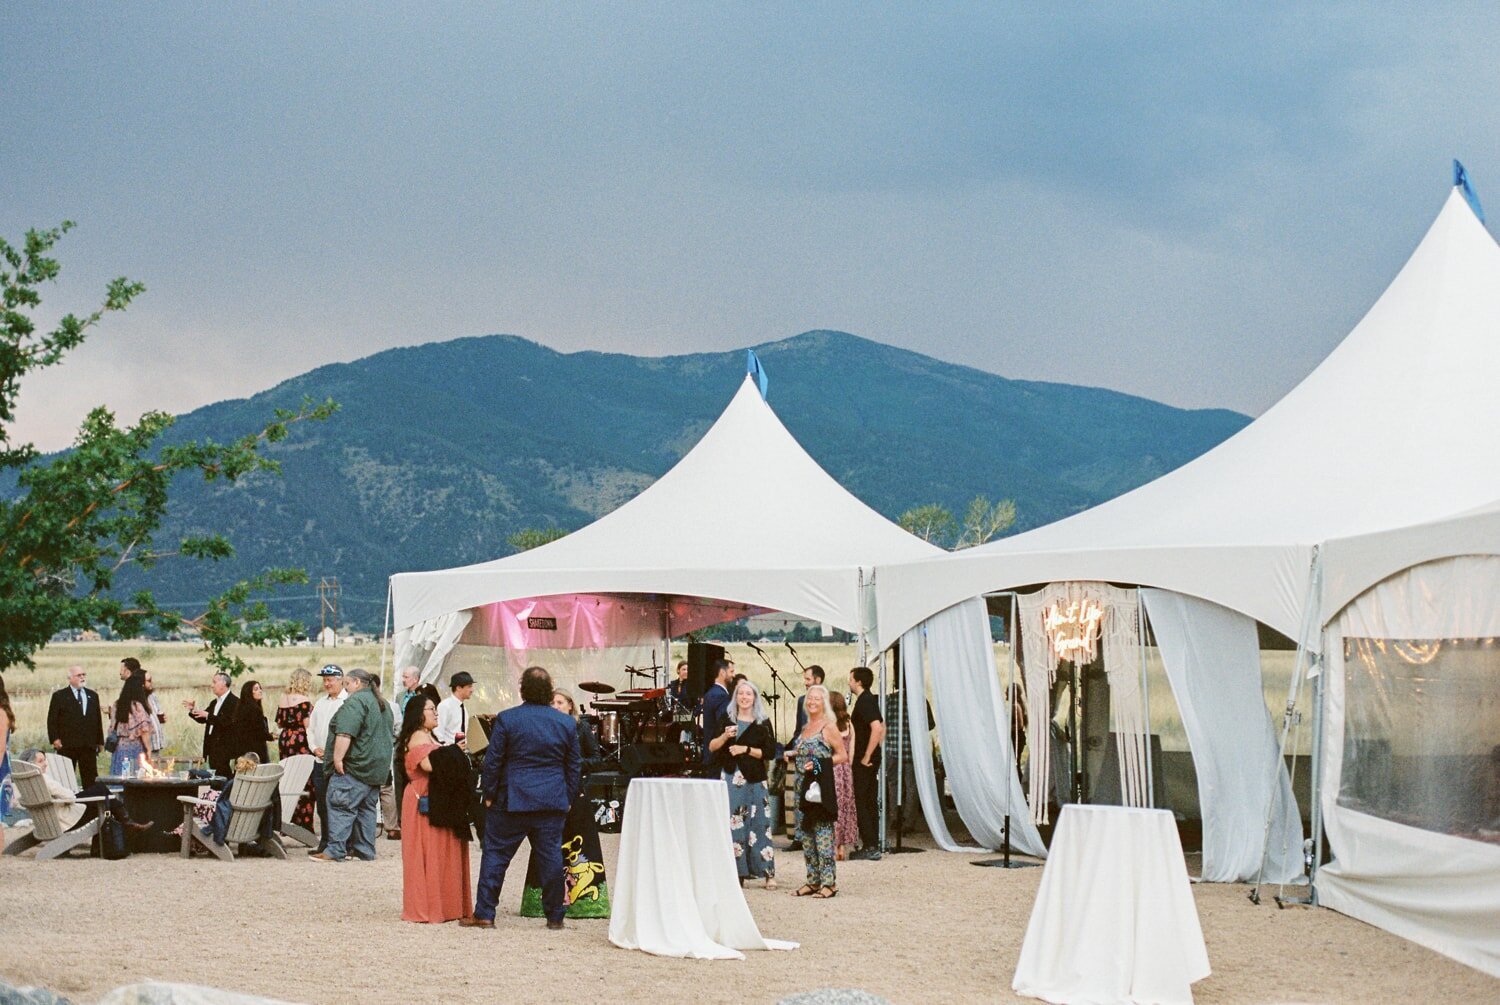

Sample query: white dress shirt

[307,691,347,756]
[434,695,465,744]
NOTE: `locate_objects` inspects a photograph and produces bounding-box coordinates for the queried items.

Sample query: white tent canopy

[874,188,1500,649]
[390,376,942,636]
[1316,503,1500,976]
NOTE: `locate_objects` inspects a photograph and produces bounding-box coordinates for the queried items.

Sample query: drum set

[578,667,699,771]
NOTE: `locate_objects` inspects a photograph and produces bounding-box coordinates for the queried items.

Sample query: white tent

[874,188,1500,650]
[1317,501,1500,976]
[869,183,1500,889]
[391,375,941,640]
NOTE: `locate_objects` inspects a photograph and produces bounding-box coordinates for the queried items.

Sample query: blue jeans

[325,772,379,861]
[475,808,566,922]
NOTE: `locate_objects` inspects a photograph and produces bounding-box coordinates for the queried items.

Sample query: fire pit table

[99,774,226,853]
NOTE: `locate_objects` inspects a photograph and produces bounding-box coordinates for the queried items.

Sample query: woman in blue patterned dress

[789,684,848,899]
[709,680,777,889]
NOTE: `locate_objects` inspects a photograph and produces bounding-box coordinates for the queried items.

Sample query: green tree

[955,495,1017,549]
[898,503,956,547]
[506,526,568,552]
[0,221,336,675]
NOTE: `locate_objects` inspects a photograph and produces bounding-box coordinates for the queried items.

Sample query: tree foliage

[898,503,957,546]
[506,526,568,552]
[955,495,1017,549]
[0,221,336,675]
[899,495,1016,550]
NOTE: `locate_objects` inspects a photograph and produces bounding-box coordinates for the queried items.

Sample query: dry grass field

[2,640,1306,762]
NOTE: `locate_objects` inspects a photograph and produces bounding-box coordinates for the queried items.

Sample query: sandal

[814,886,838,899]
[793,884,819,897]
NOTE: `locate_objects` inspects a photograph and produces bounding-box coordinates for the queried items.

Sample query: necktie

[460,703,467,733]
[76,688,85,713]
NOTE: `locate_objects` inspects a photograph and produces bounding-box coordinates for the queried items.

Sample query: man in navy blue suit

[461,666,581,929]
[698,656,734,769]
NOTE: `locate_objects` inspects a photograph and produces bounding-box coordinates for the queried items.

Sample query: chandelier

[1043,597,1104,665]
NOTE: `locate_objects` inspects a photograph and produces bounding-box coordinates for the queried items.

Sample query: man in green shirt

[311,668,393,862]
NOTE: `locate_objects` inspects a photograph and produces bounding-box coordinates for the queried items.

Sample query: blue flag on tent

[746,349,768,400]
[1454,159,1485,224]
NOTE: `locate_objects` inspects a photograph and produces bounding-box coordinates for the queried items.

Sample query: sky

[4,4,1499,451]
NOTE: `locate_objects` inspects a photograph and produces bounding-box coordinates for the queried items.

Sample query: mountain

[116,330,1249,628]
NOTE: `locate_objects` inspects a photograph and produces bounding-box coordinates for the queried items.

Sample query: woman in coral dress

[398,696,472,923]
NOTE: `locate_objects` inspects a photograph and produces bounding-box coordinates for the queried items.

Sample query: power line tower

[318,577,341,645]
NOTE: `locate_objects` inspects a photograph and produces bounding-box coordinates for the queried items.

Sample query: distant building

[744,614,833,638]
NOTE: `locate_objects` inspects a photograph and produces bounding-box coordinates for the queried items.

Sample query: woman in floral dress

[828,691,860,859]
[109,673,155,776]
[275,668,316,830]
[709,680,777,888]
[789,684,848,898]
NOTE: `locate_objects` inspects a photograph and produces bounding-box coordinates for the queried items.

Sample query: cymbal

[578,680,616,694]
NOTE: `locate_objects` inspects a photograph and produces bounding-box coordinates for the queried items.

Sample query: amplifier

[620,741,687,777]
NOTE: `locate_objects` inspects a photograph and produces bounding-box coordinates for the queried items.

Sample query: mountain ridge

[107,329,1248,627]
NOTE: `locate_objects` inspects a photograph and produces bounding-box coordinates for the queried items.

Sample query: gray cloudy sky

[4,4,1498,450]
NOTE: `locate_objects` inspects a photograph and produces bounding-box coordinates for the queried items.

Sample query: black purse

[99,813,130,860]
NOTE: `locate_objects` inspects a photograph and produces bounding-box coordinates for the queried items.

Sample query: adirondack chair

[276,753,317,847]
[177,763,287,862]
[44,751,77,791]
[3,760,106,860]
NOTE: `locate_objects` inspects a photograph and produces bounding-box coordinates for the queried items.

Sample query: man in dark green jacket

[311,668,393,862]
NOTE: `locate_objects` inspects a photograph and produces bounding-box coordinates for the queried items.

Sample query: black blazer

[714,718,775,783]
[47,686,105,749]
[426,744,474,840]
[577,718,605,776]
[798,750,838,823]
[201,693,240,762]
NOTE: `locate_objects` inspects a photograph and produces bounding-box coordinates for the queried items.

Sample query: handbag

[804,780,824,804]
[417,795,430,815]
[104,729,119,753]
[99,812,130,860]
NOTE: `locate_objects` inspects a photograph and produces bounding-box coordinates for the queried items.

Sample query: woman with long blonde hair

[276,668,317,831]
[787,683,847,898]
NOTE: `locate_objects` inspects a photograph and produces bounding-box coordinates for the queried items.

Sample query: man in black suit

[47,665,105,787]
[186,672,238,775]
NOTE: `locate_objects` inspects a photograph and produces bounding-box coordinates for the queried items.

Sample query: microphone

[784,641,798,656]
[746,640,765,654]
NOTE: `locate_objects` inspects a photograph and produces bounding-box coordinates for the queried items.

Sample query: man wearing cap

[435,672,475,747]
[307,665,348,854]
[311,668,394,862]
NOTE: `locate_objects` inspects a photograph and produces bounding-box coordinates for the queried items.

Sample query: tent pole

[1308,644,1326,906]
[1007,592,1017,848]
[1137,590,1154,809]
[378,582,392,682]
[880,645,891,854]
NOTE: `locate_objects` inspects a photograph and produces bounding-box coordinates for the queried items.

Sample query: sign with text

[526,616,558,631]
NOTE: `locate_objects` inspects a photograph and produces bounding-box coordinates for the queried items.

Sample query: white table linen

[1014,805,1210,1005]
[609,778,797,960]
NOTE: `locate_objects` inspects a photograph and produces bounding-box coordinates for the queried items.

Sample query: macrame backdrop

[1016,582,1148,824]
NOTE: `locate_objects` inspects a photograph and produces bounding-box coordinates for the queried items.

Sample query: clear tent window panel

[1340,637,1500,843]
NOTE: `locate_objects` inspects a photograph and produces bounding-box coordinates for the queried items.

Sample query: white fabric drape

[391,610,473,687]
[1320,555,1500,977]
[924,598,1046,858]
[1016,582,1148,823]
[899,623,981,852]
[1141,589,1302,883]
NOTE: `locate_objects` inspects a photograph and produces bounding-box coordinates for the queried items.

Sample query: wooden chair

[177,763,287,862]
[3,760,106,860]
[276,753,317,847]
[44,751,77,791]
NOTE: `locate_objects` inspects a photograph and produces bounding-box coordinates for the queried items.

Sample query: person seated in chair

[209,753,282,848]
[17,748,150,833]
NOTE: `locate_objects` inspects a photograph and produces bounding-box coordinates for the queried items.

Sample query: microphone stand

[783,640,809,675]
[747,643,792,739]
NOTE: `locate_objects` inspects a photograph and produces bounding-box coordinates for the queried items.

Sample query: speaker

[686,641,724,707]
[621,742,687,777]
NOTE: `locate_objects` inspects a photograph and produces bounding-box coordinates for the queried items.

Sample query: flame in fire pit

[137,753,168,779]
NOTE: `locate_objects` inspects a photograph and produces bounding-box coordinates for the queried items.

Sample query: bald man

[47,665,105,787]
